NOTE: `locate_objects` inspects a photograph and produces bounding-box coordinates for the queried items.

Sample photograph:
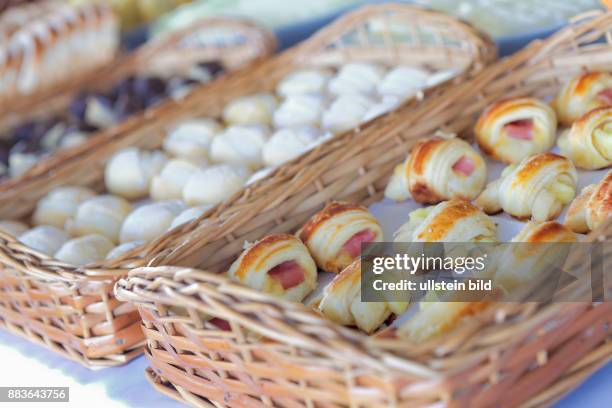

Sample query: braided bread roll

[554,72,612,126]
[318,259,408,334]
[228,234,317,302]
[297,202,383,273]
[566,170,612,233]
[476,152,577,221]
[475,97,557,164]
[385,137,487,204]
[557,107,612,170]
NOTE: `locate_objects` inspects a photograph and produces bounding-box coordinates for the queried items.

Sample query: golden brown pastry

[297,202,383,273]
[228,234,317,302]
[557,107,612,170]
[554,72,612,126]
[318,259,407,334]
[566,170,612,233]
[475,97,557,164]
[476,152,577,221]
[384,137,487,204]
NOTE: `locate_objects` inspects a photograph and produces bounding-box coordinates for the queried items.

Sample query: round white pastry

[0,220,28,237]
[65,195,132,243]
[55,234,115,265]
[272,94,325,128]
[328,63,385,96]
[105,241,144,260]
[9,152,37,177]
[183,164,251,206]
[363,95,402,122]
[105,147,168,200]
[119,200,186,244]
[32,186,96,228]
[222,93,277,126]
[322,94,375,134]
[263,126,323,167]
[209,125,269,168]
[19,225,69,256]
[163,119,221,160]
[276,68,332,97]
[377,66,429,99]
[150,158,202,201]
[169,205,213,230]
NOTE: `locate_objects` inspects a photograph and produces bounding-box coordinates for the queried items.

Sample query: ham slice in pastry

[475,97,557,164]
[553,72,612,126]
[228,234,317,302]
[385,137,487,204]
[566,170,612,233]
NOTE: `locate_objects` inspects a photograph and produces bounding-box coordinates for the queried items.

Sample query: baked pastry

[394,199,497,243]
[328,62,385,96]
[150,158,201,201]
[209,125,269,169]
[385,137,487,204]
[554,72,612,126]
[475,97,558,164]
[318,259,408,333]
[377,66,429,100]
[262,126,323,167]
[272,94,325,128]
[565,170,612,233]
[183,163,250,206]
[228,233,317,302]
[0,220,28,237]
[105,147,168,199]
[321,94,374,134]
[169,204,213,230]
[557,107,612,170]
[19,225,69,256]
[65,195,132,243]
[297,201,383,273]
[163,119,221,160]
[106,240,143,260]
[119,200,185,244]
[32,186,95,228]
[245,167,273,185]
[55,234,114,265]
[476,152,578,221]
[276,68,332,97]
[363,95,401,121]
[222,93,277,126]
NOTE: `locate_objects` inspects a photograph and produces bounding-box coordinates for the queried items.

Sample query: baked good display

[275,68,332,97]
[272,94,325,128]
[553,72,612,126]
[297,202,383,273]
[476,152,578,221]
[385,137,487,204]
[377,66,429,100]
[262,126,325,167]
[32,186,95,228]
[327,62,385,96]
[222,93,277,126]
[182,163,251,206]
[163,119,221,161]
[475,97,558,164]
[228,234,318,302]
[557,107,612,170]
[119,200,185,244]
[19,225,69,256]
[321,94,375,134]
[105,147,168,200]
[55,234,115,265]
[65,195,132,243]
[150,158,202,201]
[566,170,612,233]
[209,125,269,168]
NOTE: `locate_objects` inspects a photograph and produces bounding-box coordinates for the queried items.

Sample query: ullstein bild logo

[359,242,610,303]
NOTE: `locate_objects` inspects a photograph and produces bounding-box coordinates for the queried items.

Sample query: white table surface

[0,329,609,407]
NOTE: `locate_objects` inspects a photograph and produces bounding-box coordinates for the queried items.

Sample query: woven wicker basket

[114,11,612,406]
[0,4,494,368]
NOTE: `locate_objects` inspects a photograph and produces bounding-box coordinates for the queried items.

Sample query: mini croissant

[566,170,612,233]
[553,72,612,126]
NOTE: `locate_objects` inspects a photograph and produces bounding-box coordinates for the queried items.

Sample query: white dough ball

[272,94,325,128]
[322,94,375,134]
[377,66,429,99]
[163,119,221,160]
[276,69,332,97]
[65,195,132,243]
[209,125,269,168]
[263,126,323,167]
[169,205,213,230]
[55,234,114,265]
[106,241,144,260]
[222,93,277,126]
[150,159,202,201]
[183,164,250,206]
[119,200,186,244]
[0,220,29,237]
[363,95,402,122]
[32,186,96,229]
[105,148,168,200]
[328,63,385,96]
[19,225,69,256]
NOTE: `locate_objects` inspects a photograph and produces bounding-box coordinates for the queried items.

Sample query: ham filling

[504,119,534,140]
[452,155,475,176]
[342,229,377,258]
[268,260,305,290]
[596,88,612,105]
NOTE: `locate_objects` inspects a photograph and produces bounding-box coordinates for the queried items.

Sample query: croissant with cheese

[554,72,612,126]
[566,170,612,233]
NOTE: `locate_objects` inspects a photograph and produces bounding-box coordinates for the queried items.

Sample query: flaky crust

[553,72,612,126]
[566,170,612,233]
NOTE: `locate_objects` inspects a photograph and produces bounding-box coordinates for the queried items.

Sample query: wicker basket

[114,10,612,406]
[0,4,494,368]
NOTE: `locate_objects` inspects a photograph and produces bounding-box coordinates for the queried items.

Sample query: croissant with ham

[566,170,612,233]
[228,234,317,302]
[553,72,612,126]
[298,202,383,273]
[476,152,577,221]
[557,107,612,170]
[475,97,557,164]
[384,137,487,204]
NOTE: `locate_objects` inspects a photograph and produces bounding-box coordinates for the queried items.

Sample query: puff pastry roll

[394,199,497,243]
[554,72,612,126]
[318,259,407,333]
[228,234,317,302]
[209,125,269,169]
[328,63,385,96]
[475,97,557,164]
[385,137,487,204]
[297,202,383,273]
[276,68,332,97]
[272,94,325,128]
[222,93,277,126]
[557,107,612,170]
[566,170,612,233]
[476,152,577,221]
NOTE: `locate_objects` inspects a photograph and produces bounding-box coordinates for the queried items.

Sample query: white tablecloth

[0,329,609,407]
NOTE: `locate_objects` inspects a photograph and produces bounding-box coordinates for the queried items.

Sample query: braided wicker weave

[115,11,612,406]
[0,4,494,367]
